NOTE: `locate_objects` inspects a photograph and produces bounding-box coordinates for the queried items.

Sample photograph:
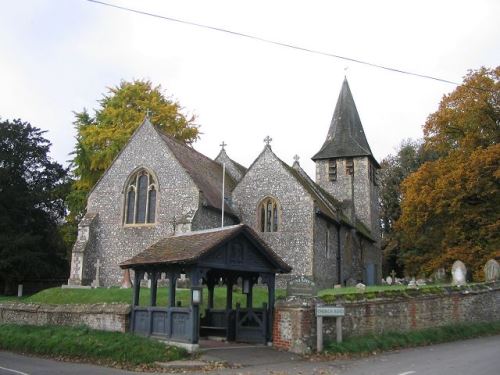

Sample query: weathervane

[219,141,227,151]
[264,136,272,146]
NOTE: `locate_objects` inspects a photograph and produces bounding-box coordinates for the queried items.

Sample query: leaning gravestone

[451,260,467,286]
[286,275,316,297]
[385,276,393,285]
[484,259,500,282]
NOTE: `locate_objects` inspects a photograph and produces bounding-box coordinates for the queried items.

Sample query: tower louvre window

[124,169,158,225]
[369,162,378,185]
[346,158,354,175]
[258,197,280,233]
[328,160,337,181]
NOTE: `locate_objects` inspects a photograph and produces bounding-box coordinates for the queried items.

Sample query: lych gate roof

[119,224,292,272]
[312,78,379,167]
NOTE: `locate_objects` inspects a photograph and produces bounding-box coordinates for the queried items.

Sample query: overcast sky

[1,0,499,177]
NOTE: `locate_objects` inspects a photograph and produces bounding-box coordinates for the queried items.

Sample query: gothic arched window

[124,169,157,225]
[258,197,280,232]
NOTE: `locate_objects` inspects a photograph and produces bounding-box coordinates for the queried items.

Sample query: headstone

[433,268,446,283]
[381,278,387,285]
[386,276,393,285]
[451,260,467,286]
[334,284,342,289]
[17,284,23,297]
[390,270,397,280]
[355,283,366,291]
[345,278,357,287]
[120,268,132,288]
[91,259,101,288]
[416,279,426,286]
[286,275,316,297]
[407,277,417,289]
[484,259,500,282]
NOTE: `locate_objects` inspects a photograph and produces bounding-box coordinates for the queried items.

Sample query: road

[0,335,499,375]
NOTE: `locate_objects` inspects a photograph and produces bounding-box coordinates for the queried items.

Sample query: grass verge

[325,321,500,354]
[0,324,186,367]
[3,286,286,308]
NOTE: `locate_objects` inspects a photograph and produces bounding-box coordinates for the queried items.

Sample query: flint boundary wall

[273,282,500,353]
[0,303,130,332]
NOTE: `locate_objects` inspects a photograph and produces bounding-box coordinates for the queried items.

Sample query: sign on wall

[286,275,316,297]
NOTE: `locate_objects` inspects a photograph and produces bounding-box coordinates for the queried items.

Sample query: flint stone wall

[0,303,130,332]
[273,282,500,353]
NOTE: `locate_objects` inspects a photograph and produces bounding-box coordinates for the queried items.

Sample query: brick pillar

[272,297,318,354]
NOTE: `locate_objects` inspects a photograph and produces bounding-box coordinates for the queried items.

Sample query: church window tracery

[258,197,280,232]
[124,169,157,225]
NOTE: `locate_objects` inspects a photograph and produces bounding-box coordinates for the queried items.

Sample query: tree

[68,80,199,224]
[0,119,69,294]
[378,139,436,275]
[396,67,500,279]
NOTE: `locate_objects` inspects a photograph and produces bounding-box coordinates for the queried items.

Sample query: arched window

[124,169,157,225]
[258,197,280,232]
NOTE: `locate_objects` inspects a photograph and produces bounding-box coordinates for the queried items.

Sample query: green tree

[379,139,436,275]
[67,80,198,225]
[396,67,500,279]
[0,119,69,294]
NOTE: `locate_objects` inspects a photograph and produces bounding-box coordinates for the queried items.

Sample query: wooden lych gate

[120,224,291,346]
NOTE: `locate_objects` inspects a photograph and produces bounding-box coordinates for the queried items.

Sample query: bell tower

[312,78,380,239]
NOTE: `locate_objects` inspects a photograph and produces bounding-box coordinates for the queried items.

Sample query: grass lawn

[4,286,286,309]
[0,324,185,367]
[325,321,500,354]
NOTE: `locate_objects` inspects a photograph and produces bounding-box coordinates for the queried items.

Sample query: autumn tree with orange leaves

[396,67,499,280]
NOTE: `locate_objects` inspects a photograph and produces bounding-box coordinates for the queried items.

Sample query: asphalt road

[1,335,499,375]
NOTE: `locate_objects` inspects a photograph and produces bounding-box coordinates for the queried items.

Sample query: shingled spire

[312,78,379,167]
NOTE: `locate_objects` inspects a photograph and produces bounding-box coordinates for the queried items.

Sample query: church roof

[215,149,247,182]
[119,224,291,272]
[312,78,380,168]
[158,130,237,216]
[215,150,247,175]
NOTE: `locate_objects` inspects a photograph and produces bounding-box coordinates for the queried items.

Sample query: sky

[1,0,499,177]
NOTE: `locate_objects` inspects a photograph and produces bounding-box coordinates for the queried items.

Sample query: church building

[68,78,381,289]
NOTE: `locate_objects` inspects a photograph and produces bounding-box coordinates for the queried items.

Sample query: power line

[86,0,482,89]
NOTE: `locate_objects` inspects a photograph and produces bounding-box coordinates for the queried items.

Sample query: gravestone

[484,259,500,282]
[91,259,101,288]
[385,276,393,285]
[286,275,316,297]
[416,279,426,286]
[433,268,446,283]
[407,277,417,289]
[451,260,467,286]
[120,269,132,288]
[355,283,366,291]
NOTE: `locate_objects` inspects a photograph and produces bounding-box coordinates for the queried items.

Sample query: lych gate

[120,224,291,348]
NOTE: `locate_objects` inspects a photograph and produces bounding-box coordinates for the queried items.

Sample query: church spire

[312,78,378,167]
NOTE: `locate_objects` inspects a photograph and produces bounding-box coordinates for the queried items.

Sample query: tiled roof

[120,224,292,272]
[158,132,237,216]
[312,78,380,168]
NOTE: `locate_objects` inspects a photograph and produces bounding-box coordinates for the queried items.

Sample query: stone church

[68,78,381,289]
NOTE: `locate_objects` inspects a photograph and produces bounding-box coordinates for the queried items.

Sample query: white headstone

[386,276,393,285]
[434,268,446,283]
[451,260,467,286]
[407,277,417,289]
[416,279,426,286]
[484,259,500,282]
[355,283,366,291]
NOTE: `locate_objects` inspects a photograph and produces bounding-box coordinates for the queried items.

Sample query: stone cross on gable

[145,109,152,118]
[293,154,300,163]
[220,141,227,151]
[264,136,272,146]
